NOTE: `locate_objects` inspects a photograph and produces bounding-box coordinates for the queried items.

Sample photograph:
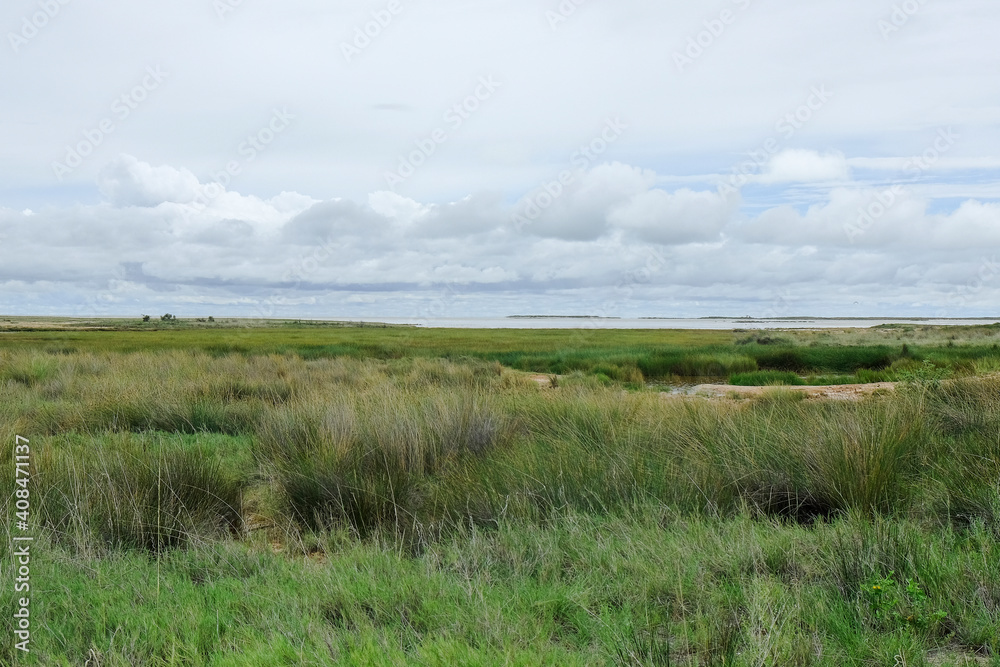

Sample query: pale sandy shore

[526,372,898,400]
[675,381,897,401]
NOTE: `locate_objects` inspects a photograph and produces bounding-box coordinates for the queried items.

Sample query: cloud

[609,187,740,244]
[514,163,655,240]
[3,153,1000,319]
[282,199,390,244]
[368,191,428,227]
[756,150,851,184]
[734,186,1000,255]
[409,192,506,238]
[98,155,201,207]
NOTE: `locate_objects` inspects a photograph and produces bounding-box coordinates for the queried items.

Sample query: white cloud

[514,162,654,240]
[368,191,428,227]
[735,187,1000,256]
[98,155,201,207]
[756,150,851,184]
[609,187,740,244]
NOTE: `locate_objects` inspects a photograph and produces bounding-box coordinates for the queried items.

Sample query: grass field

[1,321,999,664]
[2,317,1000,384]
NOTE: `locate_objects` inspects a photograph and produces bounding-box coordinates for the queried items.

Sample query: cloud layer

[2,153,997,318]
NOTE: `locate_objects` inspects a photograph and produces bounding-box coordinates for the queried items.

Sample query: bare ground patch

[669,381,898,401]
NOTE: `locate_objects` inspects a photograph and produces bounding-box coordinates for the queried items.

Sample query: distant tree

[161,313,176,322]
[208,316,215,323]
[142,315,151,322]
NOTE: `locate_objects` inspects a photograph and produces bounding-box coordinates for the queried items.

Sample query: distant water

[342,317,1000,330]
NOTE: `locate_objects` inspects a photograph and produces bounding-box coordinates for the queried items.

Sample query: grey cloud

[409,192,506,239]
[282,200,390,244]
[191,219,256,245]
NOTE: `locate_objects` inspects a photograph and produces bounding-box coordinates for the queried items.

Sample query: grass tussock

[30,433,244,553]
[255,389,514,537]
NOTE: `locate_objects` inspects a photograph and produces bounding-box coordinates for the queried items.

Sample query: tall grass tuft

[666,390,929,521]
[31,434,243,553]
[254,374,514,537]
[667,353,757,377]
[0,350,58,386]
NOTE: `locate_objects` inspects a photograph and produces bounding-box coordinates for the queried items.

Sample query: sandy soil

[524,371,897,400]
[528,374,556,388]
[526,373,896,400]
[0,319,116,331]
[677,381,897,401]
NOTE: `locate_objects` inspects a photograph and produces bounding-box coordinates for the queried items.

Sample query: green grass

[32,432,244,552]
[2,510,997,665]
[1,329,999,664]
[2,320,1000,383]
[732,370,901,386]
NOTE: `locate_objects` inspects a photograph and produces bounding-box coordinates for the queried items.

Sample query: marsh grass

[1,342,999,663]
[29,433,244,553]
[653,352,758,377]
[252,364,519,538]
[4,349,998,541]
[9,324,998,382]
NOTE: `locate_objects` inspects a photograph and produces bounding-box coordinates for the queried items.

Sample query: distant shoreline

[1,315,998,333]
[505,315,1000,321]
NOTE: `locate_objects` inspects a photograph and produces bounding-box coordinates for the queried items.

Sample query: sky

[2,0,999,320]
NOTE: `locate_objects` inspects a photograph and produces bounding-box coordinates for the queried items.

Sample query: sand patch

[668,381,897,401]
